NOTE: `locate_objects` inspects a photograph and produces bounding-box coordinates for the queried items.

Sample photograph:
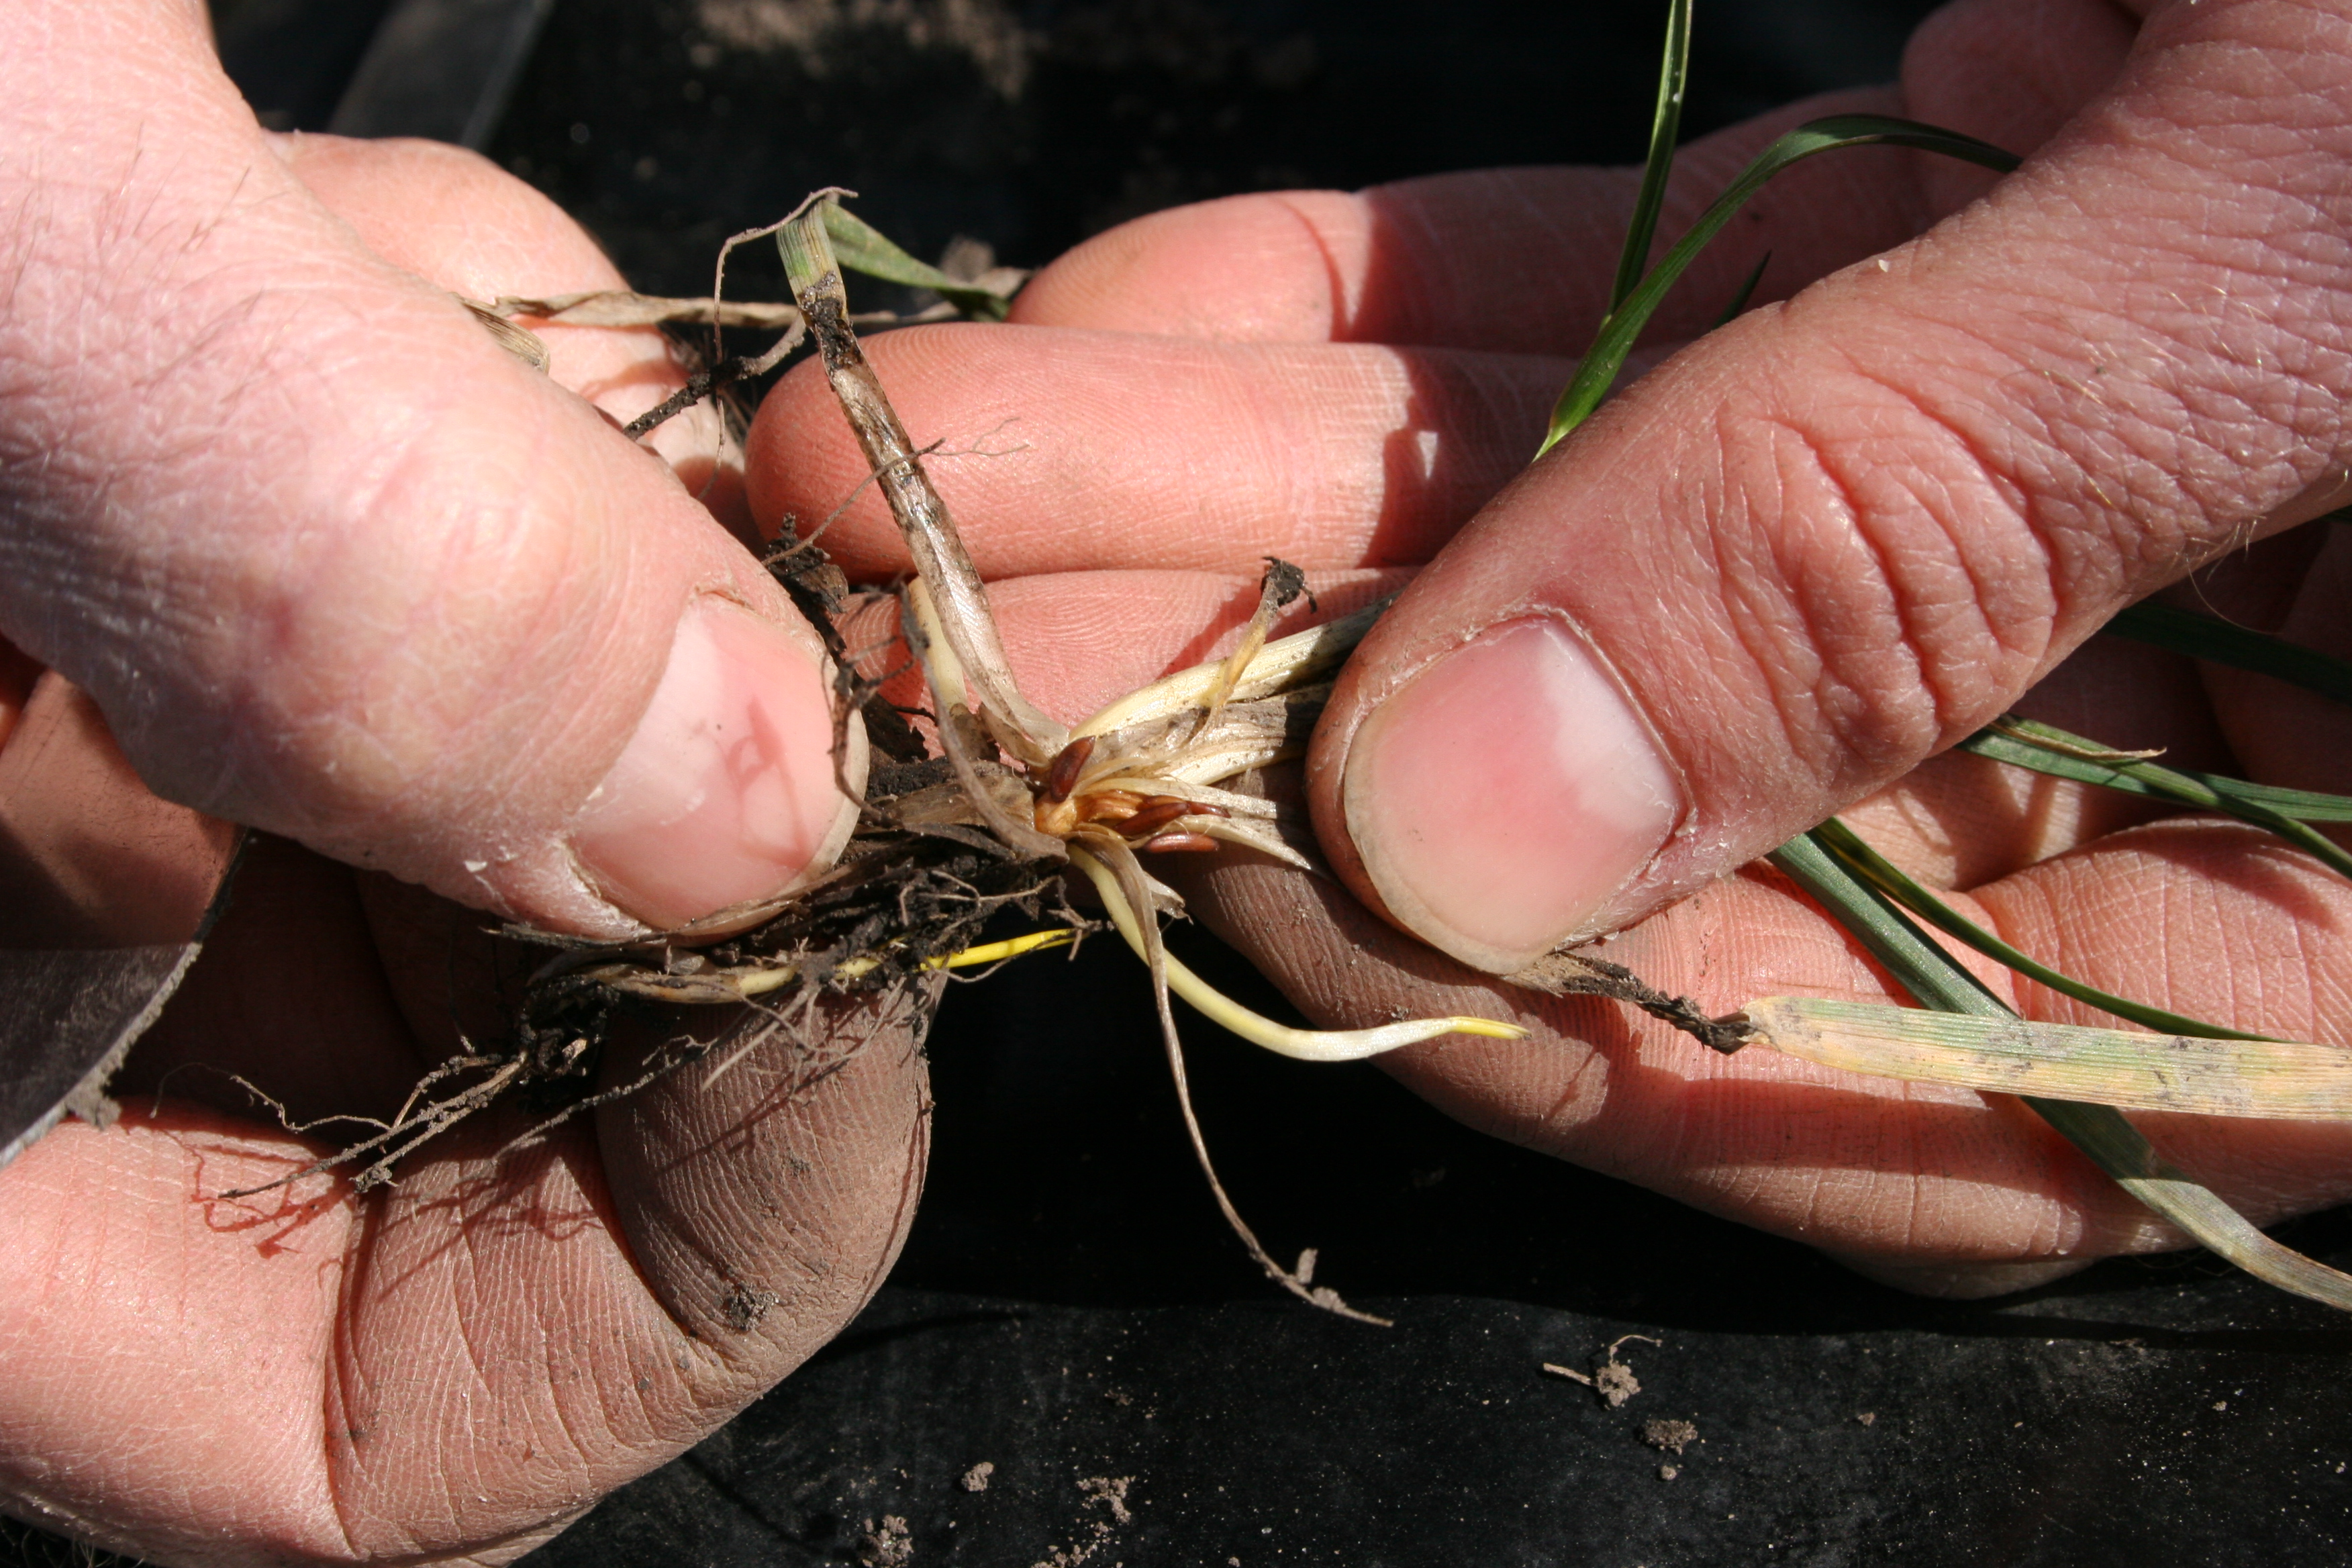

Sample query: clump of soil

[1640,1418,1698,1455]
[858,1514,914,1567]
[1030,1475,1136,1567]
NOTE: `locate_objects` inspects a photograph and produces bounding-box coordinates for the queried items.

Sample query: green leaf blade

[2107,599,2352,708]
[1608,0,1694,314]
[1809,818,2273,1041]
[1959,725,2352,823]
[1961,716,2352,881]
[821,203,1016,321]
[1540,115,2020,457]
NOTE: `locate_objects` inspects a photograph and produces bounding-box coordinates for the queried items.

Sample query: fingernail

[572,599,852,930]
[1344,620,1680,973]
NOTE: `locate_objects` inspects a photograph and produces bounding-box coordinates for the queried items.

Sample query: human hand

[1,9,923,1561]
[748,0,2352,1295]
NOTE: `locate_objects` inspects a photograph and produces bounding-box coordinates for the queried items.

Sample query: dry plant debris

[1543,1334,1659,1409]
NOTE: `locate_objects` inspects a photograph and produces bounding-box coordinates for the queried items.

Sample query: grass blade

[2024,1097,2352,1312]
[1959,717,2352,881]
[1711,249,1772,331]
[1608,0,1694,313]
[1959,724,2352,824]
[821,201,1018,320]
[1740,995,2352,1119]
[1769,830,2003,1013]
[2106,598,2352,707]
[1540,114,2020,456]
[1809,818,2273,1040]
[1769,830,2352,1312]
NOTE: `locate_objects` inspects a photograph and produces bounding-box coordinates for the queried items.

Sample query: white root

[1071,849,1524,1063]
[1076,838,1395,1326]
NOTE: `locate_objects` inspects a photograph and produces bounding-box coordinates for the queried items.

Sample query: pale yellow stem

[1070,848,1524,1062]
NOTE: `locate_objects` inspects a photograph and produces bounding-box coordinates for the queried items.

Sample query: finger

[1899,0,2143,215]
[1010,87,1922,352]
[746,324,1567,579]
[1313,0,2352,973]
[0,633,37,750]
[109,834,431,1129]
[2198,520,2352,805]
[0,672,239,949]
[267,133,752,532]
[0,3,852,938]
[750,1,2138,583]
[1171,810,2352,1292]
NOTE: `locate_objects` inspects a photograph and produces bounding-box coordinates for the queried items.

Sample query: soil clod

[719,1283,781,1332]
[857,1514,914,1567]
[1641,1418,1700,1455]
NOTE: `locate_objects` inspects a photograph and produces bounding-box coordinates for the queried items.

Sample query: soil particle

[1641,1419,1700,1455]
[1079,1475,1134,1525]
[857,1515,914,1567]
[1029,1475,1136,1567]
[718,1282,781,1331]
[961,1461,995,1493]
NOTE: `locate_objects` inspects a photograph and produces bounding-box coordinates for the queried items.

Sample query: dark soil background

[484,0,1925,298]
[12,3,2349,1566]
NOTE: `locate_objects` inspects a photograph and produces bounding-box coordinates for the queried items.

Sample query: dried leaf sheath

[1741,997,2352,1120]
[777,195,1067,767]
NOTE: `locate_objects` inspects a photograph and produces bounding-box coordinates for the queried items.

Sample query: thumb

[0,3,856,936]
[1312,0,2352,973]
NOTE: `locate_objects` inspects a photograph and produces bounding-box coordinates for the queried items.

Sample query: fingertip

[273,131,736,497]
[569,598,863,933]
[1328,619,1682,973]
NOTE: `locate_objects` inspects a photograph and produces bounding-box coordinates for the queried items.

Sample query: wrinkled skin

[750,0,2352,1299]
[6,0,2352,1564]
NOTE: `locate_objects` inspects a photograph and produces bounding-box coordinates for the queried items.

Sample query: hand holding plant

[750,0,2352,1294]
